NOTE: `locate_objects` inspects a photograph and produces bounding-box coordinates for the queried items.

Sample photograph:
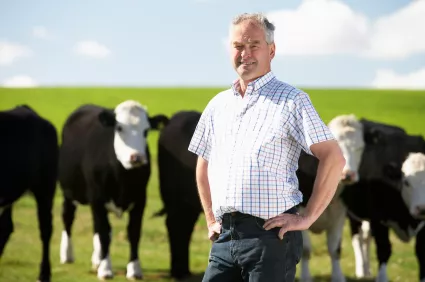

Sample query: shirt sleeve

[188,103,213,161]
[288,91,335,155]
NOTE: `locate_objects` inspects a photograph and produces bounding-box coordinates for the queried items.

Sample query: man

[188,12,346,282]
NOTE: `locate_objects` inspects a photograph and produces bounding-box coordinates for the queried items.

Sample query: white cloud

[0,41,33,65]
[366,0,425,59]
[267,0,370,56]
[2,75,38,88]
[32,26,49,39]
[75,40,111,58]
[372,68,425,89]
[223,0,425,60]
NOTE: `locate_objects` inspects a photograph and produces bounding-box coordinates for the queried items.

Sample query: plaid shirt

[188,72,335,222]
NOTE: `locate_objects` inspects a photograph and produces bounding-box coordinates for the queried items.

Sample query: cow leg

[415,226,425,282]
[360,221,372,276]
[125,202,145,280]
[91,202,113,280]
[0,207,13,258]
[166,205,199,280]
[371,220,391,282]
[31,183,55,282]
[300,230,313,282]
[60,197,76,264]
[349,215,372,278]
[326,205,346,282]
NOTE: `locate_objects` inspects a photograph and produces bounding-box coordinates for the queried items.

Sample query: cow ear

[383,162,402,180]
[98,110,116,127]
[149,114,169,130]
[364,128,384,145]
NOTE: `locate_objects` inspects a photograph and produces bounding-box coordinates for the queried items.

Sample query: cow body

[0,105,58,282]
[156,110,202,280]
[341,123,425,282]
[58,101,168,280]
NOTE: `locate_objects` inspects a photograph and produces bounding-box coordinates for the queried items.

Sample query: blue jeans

[202,208,303,282]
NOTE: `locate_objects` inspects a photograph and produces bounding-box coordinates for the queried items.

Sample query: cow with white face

[110,100,151,168]
[298,114,367,282]
[328,114,365,185]
[401,153,425,219]
[340,123,425,282]
[58,100,168,280]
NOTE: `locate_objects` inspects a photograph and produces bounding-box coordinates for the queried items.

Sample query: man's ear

[98,110,116,127]
[149,114,169,130]
[269,42,276,59]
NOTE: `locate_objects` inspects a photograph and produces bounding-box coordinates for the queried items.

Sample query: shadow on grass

[141,273,376,282]
[89,268,376,282]
[295,276,375,282]
[109,267,205,281]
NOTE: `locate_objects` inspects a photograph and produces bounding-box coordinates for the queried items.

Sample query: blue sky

[0,0,424,88]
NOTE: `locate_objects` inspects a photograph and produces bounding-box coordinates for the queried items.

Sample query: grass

[0,87,424,282]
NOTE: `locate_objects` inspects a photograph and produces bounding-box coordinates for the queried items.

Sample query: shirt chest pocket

[250,116,286,181]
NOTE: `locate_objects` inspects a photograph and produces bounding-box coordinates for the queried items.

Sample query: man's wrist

[300,213,316,227]
[206,213,216,227]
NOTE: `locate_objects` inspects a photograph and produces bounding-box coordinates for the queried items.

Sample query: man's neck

[238,79,251,97]
[237,71,270,97]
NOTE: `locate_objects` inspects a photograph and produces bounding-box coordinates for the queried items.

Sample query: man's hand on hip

[263,213,312,240]
[208,221,222,241]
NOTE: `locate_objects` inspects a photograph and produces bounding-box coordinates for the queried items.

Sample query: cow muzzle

[129,153,148,167]
[413,205,425,219]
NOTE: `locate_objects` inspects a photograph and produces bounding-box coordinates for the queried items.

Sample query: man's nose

[241,47,251,58]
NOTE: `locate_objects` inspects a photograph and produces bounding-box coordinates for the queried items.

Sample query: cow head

[98,100,168,169]
[384,153,425,219]
[328,114,364,185]
[400,153,425,219]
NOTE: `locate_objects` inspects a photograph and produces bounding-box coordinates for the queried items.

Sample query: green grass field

[0,87,424,282]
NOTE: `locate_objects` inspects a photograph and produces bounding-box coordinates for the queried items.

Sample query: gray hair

[231,13,275,44]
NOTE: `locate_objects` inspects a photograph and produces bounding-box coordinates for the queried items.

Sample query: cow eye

[116,125,123,132]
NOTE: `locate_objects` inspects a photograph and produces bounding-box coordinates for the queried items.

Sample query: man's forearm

[303,150,345,223]
[196,157,216,225]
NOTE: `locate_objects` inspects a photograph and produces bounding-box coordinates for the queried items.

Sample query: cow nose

[130,154,146,166]
[414,205,425,218]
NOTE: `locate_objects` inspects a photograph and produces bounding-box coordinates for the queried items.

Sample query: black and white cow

[341,122,425,282]
[297,114,386,282]
[58,100,168,280]
[0,105,59,282]
[156,110,202,280]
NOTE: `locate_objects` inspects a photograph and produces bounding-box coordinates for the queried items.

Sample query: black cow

[341,120,425,282]
[156,110,202,280]
[58,100,168,280]
[0,105,58,282]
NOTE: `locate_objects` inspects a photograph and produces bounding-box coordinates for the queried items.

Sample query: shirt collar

[231,71,276,96]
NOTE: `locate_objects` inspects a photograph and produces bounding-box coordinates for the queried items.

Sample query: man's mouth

[240,62,255,66]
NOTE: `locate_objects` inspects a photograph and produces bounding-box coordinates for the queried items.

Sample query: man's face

[230,20,275,82]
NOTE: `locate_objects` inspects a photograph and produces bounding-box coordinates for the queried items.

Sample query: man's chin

[237,69,256,80]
